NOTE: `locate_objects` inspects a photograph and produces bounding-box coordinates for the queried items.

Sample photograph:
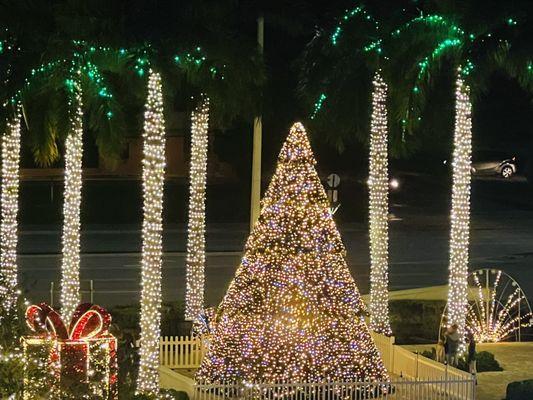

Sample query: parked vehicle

[471,151,518,178]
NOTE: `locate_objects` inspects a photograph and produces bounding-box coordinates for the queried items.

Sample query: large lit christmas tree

[197,122,388,384]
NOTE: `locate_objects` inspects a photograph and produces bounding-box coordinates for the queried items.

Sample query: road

[17,174,533,308]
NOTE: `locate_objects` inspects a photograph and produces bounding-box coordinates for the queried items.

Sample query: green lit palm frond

[172,44,265,126]
[21,63,70,166]
[3,0,267,167]
[384,15,465,147]
[298,5,386,152]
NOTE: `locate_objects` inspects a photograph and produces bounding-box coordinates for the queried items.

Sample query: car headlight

[389,178,400,190]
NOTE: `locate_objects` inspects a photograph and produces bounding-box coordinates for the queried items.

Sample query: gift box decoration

[23,302,118,400]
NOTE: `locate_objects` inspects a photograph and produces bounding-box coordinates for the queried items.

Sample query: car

[471,151,518,178]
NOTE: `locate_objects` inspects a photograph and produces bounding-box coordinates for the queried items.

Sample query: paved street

[17,175,533,308]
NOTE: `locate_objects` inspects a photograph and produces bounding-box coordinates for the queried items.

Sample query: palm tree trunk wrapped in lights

[0,109,22,317]
[60,81,84,324]
[368,72,392,336]
[136,70,166,396]
[185,96,210,323]
[446,74,473,340]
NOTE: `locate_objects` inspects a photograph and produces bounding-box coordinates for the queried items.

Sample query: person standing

[444,324,460,367]
[467,333,477,380]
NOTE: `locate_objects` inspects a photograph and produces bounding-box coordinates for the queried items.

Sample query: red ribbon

[25,302,111,340]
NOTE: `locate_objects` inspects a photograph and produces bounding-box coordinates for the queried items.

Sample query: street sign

[325,173,341,215]
[326,173,340,188]
[327,189,338,203]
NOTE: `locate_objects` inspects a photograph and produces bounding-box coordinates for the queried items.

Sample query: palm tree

[380,14,472,339]
[26,48,142,323]
[300,4,401,335]
[381,4,532,338]
[1,0,264,323]
[300,1,533,338]
[0,39,140,322]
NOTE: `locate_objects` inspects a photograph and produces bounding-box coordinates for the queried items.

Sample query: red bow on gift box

[24,302,118,399]
[25,302,112,340]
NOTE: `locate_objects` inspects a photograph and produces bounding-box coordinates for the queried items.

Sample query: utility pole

[250,16,264,232]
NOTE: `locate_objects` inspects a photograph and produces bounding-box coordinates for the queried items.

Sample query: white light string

[136,70,166,396]
[0,108,22,317]
[447,74,473,344]
[60,81,84,324]
[185,96,210,323]
[368,72,392,336]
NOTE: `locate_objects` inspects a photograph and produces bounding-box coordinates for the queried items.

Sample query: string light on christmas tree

[368,73,392,336]
[446,73,472,343]
[136,70,166,396]
[60,79,84,324]
[197,123,388,384]
[185,96,210,323]
[0,108,22,316]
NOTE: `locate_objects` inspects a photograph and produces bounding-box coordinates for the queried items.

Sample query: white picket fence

[159,335,206,369]
[194,378,475,400]
[160,333,470,379]
[160,333,475,399]
[369,333,472,382]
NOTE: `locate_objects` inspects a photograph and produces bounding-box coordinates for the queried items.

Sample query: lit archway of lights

[466,269,533,342]
[440,268,533,343]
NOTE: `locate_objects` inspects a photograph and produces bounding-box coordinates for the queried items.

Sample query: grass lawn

[476,342,533,400]
[405,342,533,400]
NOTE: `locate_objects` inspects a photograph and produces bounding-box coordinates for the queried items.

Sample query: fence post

[415,351,418,380]
[50,282,54,306]
[390,335,395,373]
[445,362,448,397]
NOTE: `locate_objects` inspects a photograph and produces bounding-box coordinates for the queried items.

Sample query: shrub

[457,351,503,372]
[476,351,503,372]
[389,300,446,344]
[132,389,189,400]
[506,379,533,400]
[0,299,29,398]
[110,301,189,337]
[0,352,25,398]
[420,348,436,360]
